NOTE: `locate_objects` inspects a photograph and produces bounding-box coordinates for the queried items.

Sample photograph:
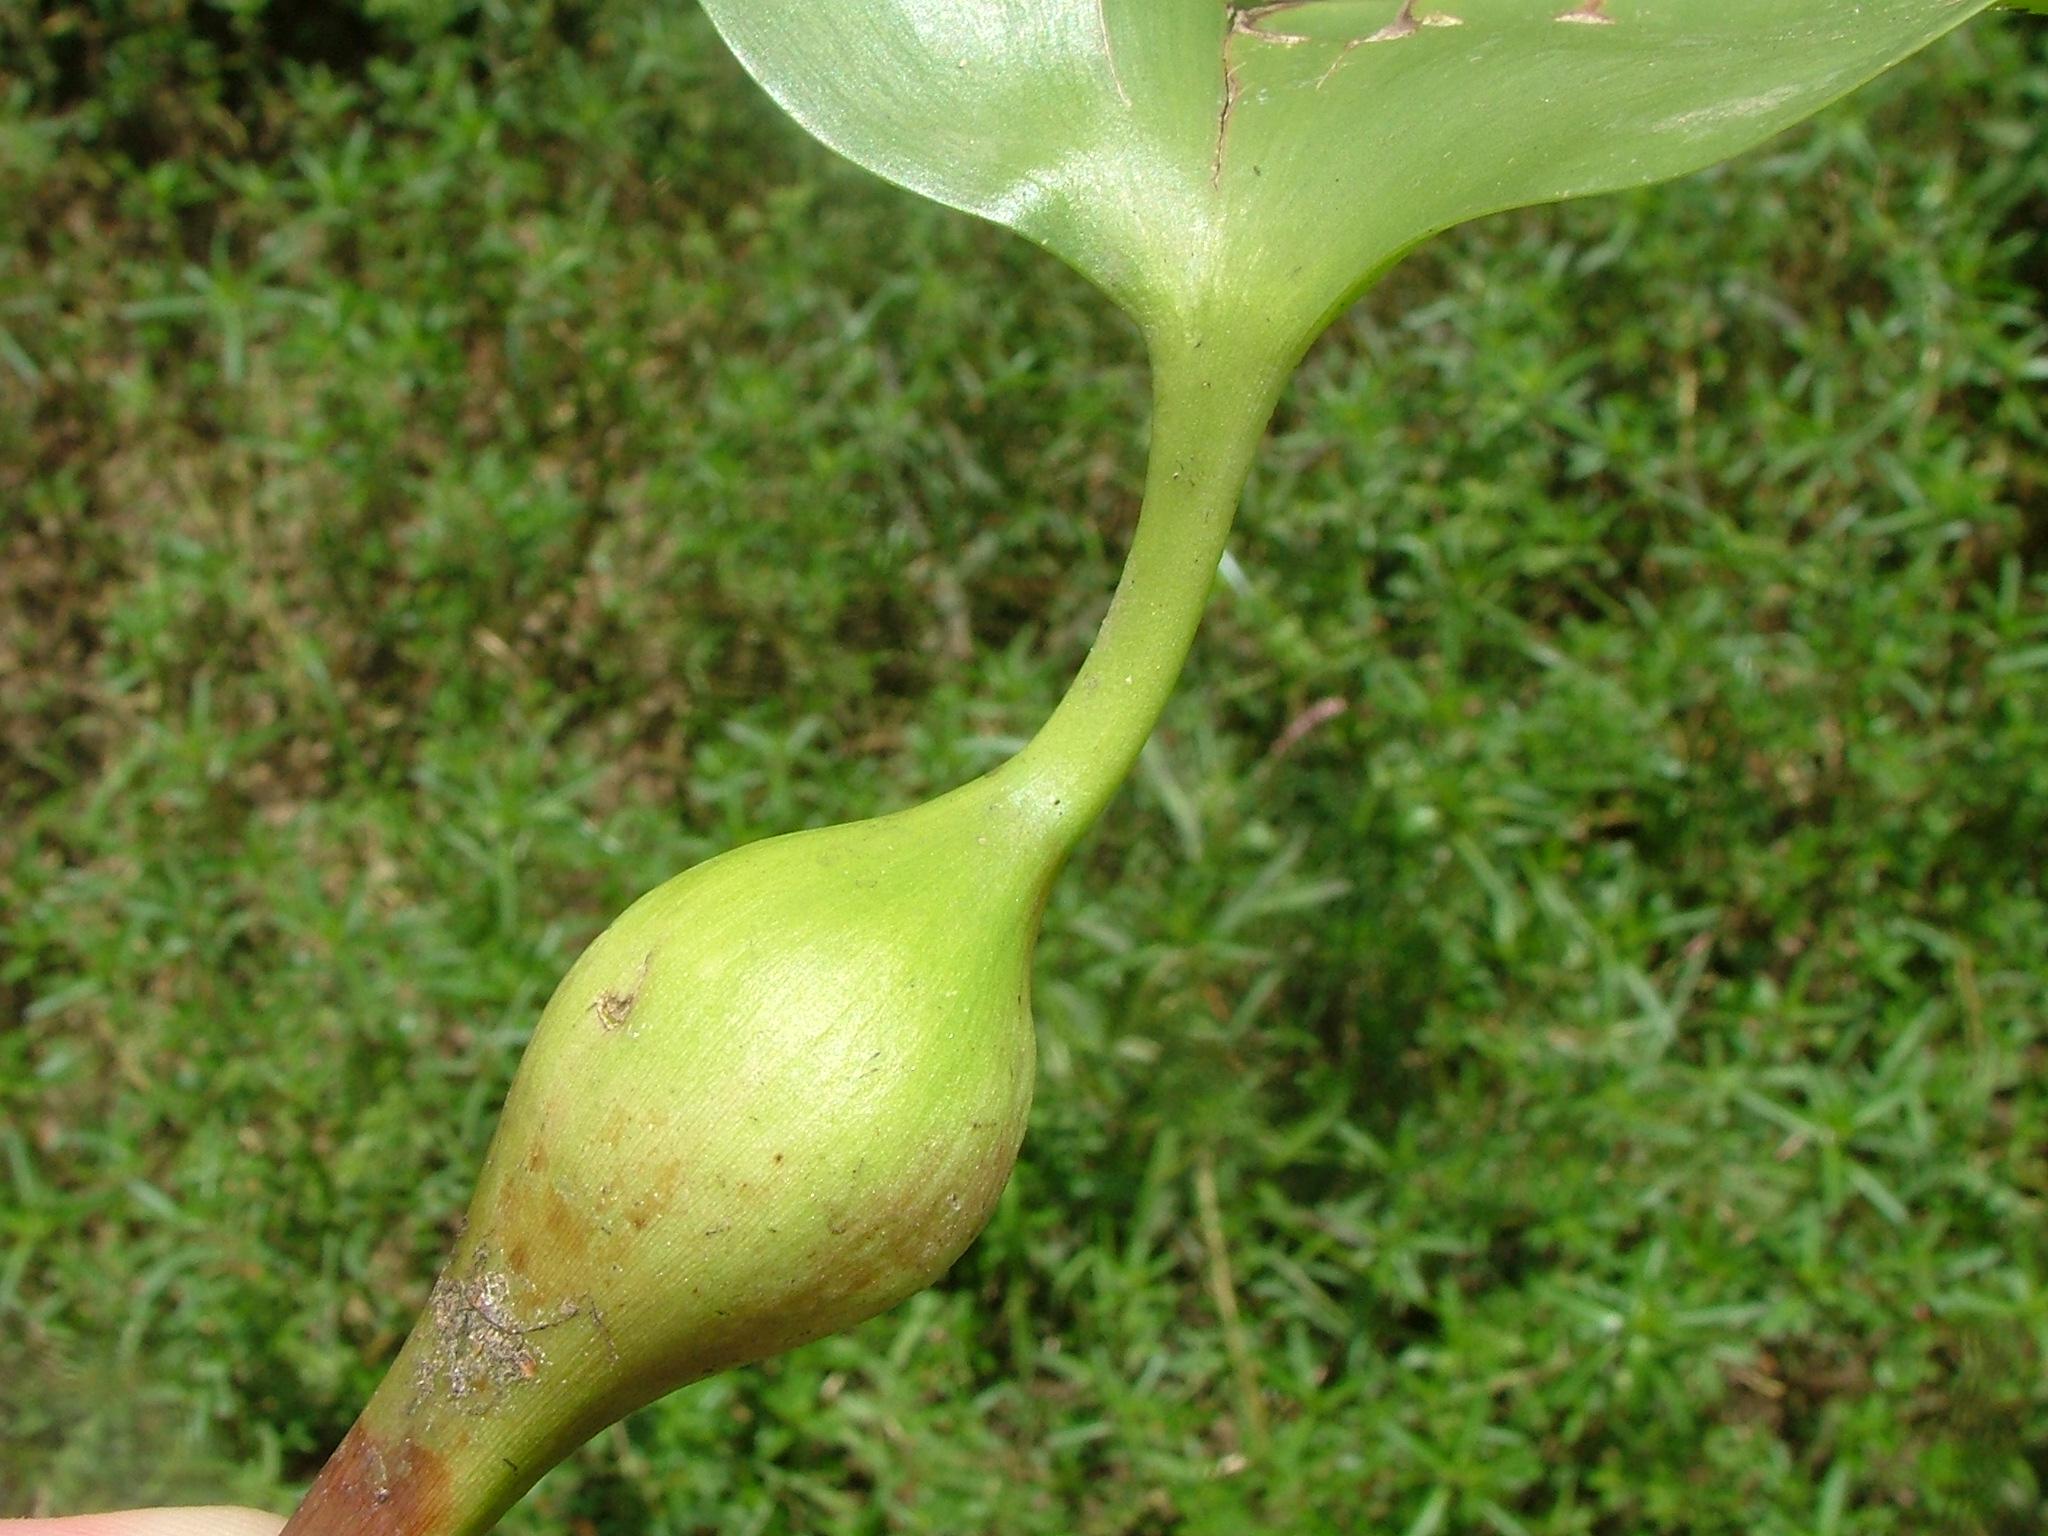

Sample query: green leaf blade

[703,0,2003,362]
[1217,0,2001,348]
[701,0,1225,324]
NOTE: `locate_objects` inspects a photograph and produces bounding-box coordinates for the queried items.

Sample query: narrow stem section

[994,332,1291,854]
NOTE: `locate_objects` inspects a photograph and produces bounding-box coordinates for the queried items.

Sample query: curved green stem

[991,330,1293,857]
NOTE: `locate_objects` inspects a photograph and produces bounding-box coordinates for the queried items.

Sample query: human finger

[0,1509,286,1536]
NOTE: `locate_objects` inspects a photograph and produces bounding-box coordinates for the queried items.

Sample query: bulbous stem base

[282,326,1292,1536]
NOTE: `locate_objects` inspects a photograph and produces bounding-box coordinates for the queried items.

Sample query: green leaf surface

[703,0,1999,359]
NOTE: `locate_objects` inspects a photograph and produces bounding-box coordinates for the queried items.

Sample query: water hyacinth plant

[277,3,2033,1532]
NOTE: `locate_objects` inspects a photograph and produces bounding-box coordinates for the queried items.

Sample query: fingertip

[0,1509,287,1536]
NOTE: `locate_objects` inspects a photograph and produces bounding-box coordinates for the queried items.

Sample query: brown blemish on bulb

[591,952,654,1033]
[620,1159,683,1233]
[415,1253,581,1405]
[817,1126,1022,1307]
[1556,0,1615,23]
[280,1423,450,1536]
[539,1181,590,1259]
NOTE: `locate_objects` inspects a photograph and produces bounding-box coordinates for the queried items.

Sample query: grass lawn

[2,4,2045,1532]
